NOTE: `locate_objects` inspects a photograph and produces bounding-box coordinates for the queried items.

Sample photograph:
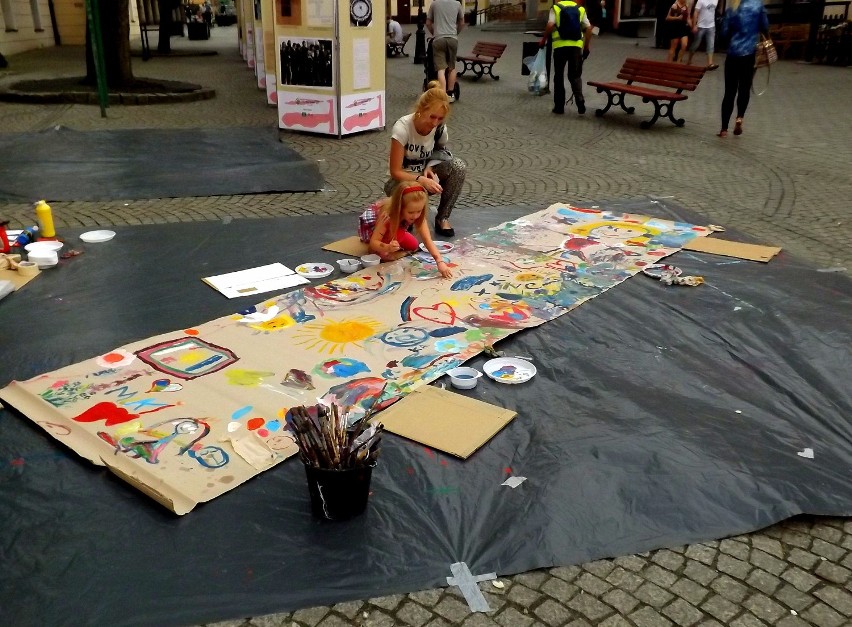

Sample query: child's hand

[436,260,452,278]
[387,239,401,253]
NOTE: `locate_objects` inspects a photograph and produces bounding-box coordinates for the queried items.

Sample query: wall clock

[350,0,372,26]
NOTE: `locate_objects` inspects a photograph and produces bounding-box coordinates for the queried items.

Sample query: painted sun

[292,316,384,354]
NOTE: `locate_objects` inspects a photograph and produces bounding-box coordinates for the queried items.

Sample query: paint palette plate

[483,357,537,385]
[80,230,116,243]
[420,241,454,254]
[295,262,334,279]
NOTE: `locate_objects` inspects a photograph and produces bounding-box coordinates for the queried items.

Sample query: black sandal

[435,219,455,238]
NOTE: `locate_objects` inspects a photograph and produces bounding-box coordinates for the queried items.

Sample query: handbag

[754,33,778,69]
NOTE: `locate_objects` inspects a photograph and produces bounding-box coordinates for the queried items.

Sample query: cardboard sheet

[683,237,782,262]
[322,235,371,256]
[377,385,517,459]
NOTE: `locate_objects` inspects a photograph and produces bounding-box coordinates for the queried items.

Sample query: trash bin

[187,21,210,40]
[522,41,540,75]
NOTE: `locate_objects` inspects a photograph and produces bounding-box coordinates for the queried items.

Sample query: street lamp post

[413,0,427,64]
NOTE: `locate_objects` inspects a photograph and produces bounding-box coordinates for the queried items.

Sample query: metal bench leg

[640,98,662,129]
[472,63,484,80]
[663,101,685,127]
[594,88,634,117]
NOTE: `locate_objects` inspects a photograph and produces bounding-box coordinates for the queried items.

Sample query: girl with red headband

[364,182,453,278]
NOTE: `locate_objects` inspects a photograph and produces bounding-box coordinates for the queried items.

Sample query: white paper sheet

[202,262,308,299]
[353,39,370,90]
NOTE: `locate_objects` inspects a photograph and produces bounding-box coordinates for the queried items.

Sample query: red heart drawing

[73,402,139,426]
[412,302,457,325]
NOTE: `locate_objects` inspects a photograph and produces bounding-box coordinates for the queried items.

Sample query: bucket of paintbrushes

[303,462,375,521]
[287,402,383,521]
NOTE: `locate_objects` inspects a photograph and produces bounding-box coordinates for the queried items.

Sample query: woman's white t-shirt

[390,113,449,174]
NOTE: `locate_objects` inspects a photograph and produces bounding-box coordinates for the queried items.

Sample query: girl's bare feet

[718,129,728,137]
[733,118,743,135]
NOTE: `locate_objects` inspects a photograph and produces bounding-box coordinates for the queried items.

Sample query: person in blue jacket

[718,0,769,137]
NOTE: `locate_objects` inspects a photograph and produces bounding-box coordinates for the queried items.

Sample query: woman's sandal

[718,129,728,138]
[733,118,743,136]
[435,219,455,238]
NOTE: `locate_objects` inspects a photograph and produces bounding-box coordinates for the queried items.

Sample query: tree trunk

[85,0,134,88]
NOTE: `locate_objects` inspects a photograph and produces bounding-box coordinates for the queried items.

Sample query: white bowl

[360,254,381,267]
[447,367,482,390]
[337,258,361,273]
[27,250,59,268]
[25,241,64,253]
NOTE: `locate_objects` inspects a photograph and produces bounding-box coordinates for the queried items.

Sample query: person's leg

[687,31,699,65]
[432,157,467,233]
[552,46,569,113]
[719,56,738,134]
[566,47,585,113]
[734,54,755,134]
[446,38,459,93]
[395,228,420,251]
[432,38,449,91]
[667,37,679,62]
[706,27,716,67]
[675,35,688,62]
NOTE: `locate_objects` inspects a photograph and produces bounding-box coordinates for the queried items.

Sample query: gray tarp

[0,198,849,626]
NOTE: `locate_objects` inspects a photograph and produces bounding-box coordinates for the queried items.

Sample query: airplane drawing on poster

[340,92,385,135]
[278,91,337,134]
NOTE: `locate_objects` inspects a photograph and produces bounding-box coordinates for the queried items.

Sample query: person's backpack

[557,3,583,40]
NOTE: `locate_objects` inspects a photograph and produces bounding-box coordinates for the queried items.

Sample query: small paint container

[360,254,381,267]
[447,367,482,390]
[337,258,361,273]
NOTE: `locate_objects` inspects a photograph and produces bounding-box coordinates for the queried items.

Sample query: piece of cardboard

[0,259,41,290]
[683,237,781,262]
[376,385,517,459]
[322,235,371,257]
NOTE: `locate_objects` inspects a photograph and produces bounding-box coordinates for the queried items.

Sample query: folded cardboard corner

[683,237,781,262]
[322,236,371,257]
[376,385,517,459]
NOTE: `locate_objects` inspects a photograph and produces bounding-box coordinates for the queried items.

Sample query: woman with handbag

[386,82,467,238]
[717,0,769,137]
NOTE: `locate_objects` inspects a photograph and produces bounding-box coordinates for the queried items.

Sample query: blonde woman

[717,0,769,136]
[386,81,467,238]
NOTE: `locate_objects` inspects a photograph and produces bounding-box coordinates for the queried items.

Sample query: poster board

[273,0,386,136]
[241,0,257,68]
[261,0,278,104]
[254,0,266,88]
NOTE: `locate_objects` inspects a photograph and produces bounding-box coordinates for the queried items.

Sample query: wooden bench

[769,24,810,59]
[387,32,412,58]
[457,41,508,81]
[587,58,706,129]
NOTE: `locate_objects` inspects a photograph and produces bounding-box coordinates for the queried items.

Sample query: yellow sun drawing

[293,316,383,355]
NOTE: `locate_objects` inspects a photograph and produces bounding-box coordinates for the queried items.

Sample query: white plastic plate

[483,357,537,384]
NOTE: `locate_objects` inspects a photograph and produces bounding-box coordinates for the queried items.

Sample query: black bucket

[304,462,375,521]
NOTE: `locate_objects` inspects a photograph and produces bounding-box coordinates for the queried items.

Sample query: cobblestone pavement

[1,24,850,627]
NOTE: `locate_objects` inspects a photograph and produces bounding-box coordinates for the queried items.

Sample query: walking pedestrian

[717,0,769,137]
[687,0,719,69]
[540,0,593,115]
[426,0,465,102]
[666,0,692,63]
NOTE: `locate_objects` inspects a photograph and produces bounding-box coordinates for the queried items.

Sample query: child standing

[359,182,453,278]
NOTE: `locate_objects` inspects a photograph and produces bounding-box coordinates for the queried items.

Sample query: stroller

[422,37,461,101]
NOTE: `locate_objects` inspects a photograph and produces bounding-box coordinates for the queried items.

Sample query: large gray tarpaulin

[0,198,849,626]
[0,126,325,202]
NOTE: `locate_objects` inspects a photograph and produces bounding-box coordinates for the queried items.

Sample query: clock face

[350,0,372,25]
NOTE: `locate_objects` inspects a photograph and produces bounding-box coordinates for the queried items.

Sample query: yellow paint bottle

[34,200,56,238]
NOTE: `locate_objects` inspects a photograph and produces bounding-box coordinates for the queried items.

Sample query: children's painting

[0,204,710,514]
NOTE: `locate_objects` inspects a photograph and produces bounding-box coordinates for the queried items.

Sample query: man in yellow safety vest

[540,0,593,115]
